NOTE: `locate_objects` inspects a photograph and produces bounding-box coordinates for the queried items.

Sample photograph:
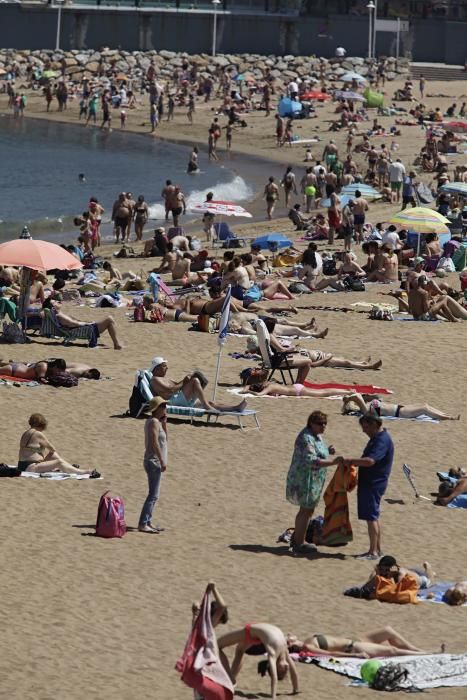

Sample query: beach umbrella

[212,284,231,401]
[0,239,82,272]
[388,207,450,233]
[439,182,467,196]
[42,69,60,79]
[333,90,365,102]
[341,72,367,84]
[320,194,353,208]
[441,121,467,133]
[191,201,252,218]
[278,97,302,118]
[253,233,292,250]
[301,91,330,101]
[341,184,382,201]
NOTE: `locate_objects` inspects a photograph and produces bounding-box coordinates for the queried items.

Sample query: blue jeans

[138,458,162,527]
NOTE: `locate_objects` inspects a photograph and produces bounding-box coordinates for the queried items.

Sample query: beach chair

[128,369,259,430]
[255,319,295,384]
[40,309,98,347]
[213,222,247,249]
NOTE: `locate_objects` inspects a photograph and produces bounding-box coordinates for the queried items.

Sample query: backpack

[289,281,311,294]
[128,369,153,418]
[47,371,79,388]
[371,663,411,691]
[322,258,337,276]
[343,276,365,292]
[95,491,127,538]
[1,322,26,344]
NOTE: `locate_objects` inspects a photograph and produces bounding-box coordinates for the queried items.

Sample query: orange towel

[372,574,420,604]
[318,464,357,546]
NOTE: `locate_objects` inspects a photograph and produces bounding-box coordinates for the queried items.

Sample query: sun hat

[150,357,167,371]
[413,256,424,265]
[146,396,167,413]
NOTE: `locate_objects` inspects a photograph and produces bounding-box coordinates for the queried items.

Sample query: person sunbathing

[436,479,467,507]
[265,318,382,379]
[184,286,297,317]
[142,295,198,323]
[408,276,467,322]
[18,413,100,476]
[365,555,435,591]
[228,317,328,339]
[443,581,467,606]
[65,362,101,380]
[42,298,124,350]
[343,392,460,421]
[286,626,429,658]
[217,623,299,700]
[0,359,65,383]
[150,357,246,413]
[238,368,354,398]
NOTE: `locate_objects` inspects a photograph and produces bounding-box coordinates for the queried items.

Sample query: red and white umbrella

[442,121,467,133]
[192,200,252,218]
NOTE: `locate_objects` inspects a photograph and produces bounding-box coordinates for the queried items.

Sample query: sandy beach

[1,73,467,699]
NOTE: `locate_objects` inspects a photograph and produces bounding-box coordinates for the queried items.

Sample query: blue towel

[437,471,459,486]
[447,495,467,509]
[393,315,441,322]
[418,581,467,605]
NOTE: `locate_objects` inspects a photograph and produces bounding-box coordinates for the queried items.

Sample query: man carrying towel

[336,414,394,561]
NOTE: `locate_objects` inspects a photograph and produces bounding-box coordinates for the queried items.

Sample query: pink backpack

[95,491,127,538]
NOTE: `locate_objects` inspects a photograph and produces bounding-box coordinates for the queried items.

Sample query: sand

[1,74,467,700]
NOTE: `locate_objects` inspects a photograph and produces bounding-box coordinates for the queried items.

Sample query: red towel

[0,375,30,383]
[176,590,234,700]
[304,381,391,395]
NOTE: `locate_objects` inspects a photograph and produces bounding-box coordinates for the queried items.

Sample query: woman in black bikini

[0,359,65,383]
[18,413,100,476]
[343,392,460,421]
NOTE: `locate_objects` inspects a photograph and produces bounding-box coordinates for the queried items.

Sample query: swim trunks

[168,390,197,408]
[353,213,365,226]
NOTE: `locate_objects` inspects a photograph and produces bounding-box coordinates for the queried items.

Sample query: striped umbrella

[388,207,450,234]
[341,184,382,201]
[439,182,467,196]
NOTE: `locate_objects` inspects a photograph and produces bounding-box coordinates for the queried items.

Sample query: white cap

[150,356,167,371]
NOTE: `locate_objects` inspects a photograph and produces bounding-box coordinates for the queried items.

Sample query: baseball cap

[413,256,424,266]
[150,356,167,371]
[146,396,167,413]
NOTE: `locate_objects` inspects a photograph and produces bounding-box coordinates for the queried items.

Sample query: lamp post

[211,0,221,58]
[55,0,65,51]
[366,1,375,59]
[372,0,378,59]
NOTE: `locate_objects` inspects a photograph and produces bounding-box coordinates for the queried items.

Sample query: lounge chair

[40,308,98,347]
[130,369,259,431]
[213,222,247,249]
[255,318,295,384]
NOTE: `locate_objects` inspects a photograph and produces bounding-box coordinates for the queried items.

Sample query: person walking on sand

[336,413,394,560]
[264,176,279,220]
[281,166,298,208]
[286,411,340,555]
[138,397,168,534]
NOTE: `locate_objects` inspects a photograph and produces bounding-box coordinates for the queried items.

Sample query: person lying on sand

[437,478,467,507]
[65,362,101,380]
[443,581,467,606]
[141,295,198,323]
[239,367,354,398]
[287,626,431,658]
[0,358,66,383]
[150,357,246,413]
[181,285,298,317]
[343,392,460,421]
[42,298,124,350]
[217,623,299,700]
[228,316,328,339]
[365,555,435,591]
[18,413,100,477]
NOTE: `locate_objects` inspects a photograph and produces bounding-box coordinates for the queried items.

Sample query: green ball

[360,659,383,684]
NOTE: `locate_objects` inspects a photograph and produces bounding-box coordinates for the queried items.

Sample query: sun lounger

[213,222,247,249]
[40,308,98,347]
[256,318,295,384]
[167,405,260,431]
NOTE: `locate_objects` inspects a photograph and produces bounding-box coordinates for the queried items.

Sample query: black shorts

[171,207,182,216]
[114,217,129,230]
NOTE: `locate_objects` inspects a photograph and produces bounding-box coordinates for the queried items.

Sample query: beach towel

[317,464,357,546]
[344,410,439,423]
[304,381,392,395]
[418,581,467,605]
[176,590,234,700]
[20,471,100,480]
[312,653,467,689]
[0,375,33,383]
[393,315,441,322]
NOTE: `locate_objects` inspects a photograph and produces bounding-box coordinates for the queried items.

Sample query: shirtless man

[322,139,338,169]
[166,186,186,227]
[149,357,246,412]
[352,191,369,243]
[170,234,190,252]
[42,298,124,349]
[366,246,398,283]
[161,180,175,221]
[65,362,101,379]
[300,168,318,213]
[154,242,177,273]
[111,193,132,243]
[170,253,206,285]
[408,276,467,322]
[327,190,341,245]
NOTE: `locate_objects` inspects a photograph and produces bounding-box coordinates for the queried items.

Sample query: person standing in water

[264,176,279,220]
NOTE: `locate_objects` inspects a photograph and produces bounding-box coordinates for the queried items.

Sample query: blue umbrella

[278,97,302,118]
[439,182,467,196]
[253,233,292,250]
[320,194,352,208]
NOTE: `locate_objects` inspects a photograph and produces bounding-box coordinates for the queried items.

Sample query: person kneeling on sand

[18,413,100,477]
[149,357,247,413]
[42,298,124,350]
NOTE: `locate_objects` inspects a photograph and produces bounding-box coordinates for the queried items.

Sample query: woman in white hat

[138,396,168,533]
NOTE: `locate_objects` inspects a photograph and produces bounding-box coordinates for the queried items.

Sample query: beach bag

[146,307,165,323]
[322,258,337,276]
[371,663,410,691]
[128,369,153,418]
[47,371,79,388]
[436,256,455,273]
[95,491,127,538]
[343,276,365,292]
[289,281,310,294]
[0,463,22,477]
[1,322,26,344]
[369,308,393,321]
[133,303,145,322]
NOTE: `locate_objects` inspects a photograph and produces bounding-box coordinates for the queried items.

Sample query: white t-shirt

[335,47,346,57]
[313,164,327,176]
[381,230,402,250]
[388,161,406,183]
[288,81,299,95]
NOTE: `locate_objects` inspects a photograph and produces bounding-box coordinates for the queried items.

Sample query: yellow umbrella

[389,207,450,234]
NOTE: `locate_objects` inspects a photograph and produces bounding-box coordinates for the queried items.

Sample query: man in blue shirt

[401,171,417,210]
[338,414,394,561]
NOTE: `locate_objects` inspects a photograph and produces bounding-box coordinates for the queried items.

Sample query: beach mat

[0,374,31,383]
[418,582,467,605]
[20,471,101,480]
[304,381,392,395]
[344,410,439,423]
[312,653,467,689]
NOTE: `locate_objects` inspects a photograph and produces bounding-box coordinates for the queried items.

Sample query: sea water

[0,115,253,241]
